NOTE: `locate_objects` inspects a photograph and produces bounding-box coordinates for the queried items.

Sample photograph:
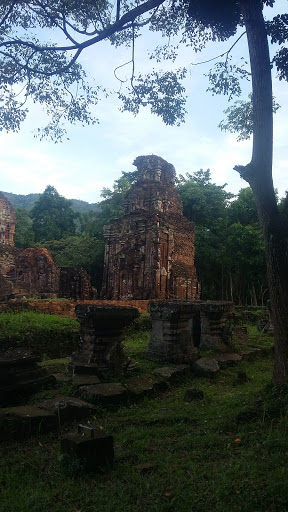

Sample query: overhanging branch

[1,0,166,77]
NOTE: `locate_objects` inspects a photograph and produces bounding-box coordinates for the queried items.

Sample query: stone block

[125,374,167,398]
[191,357,220,376]
[0,405,58,440]
[38,397,97,422]
[0,349,56,407]
[73,375,101,387]
[61,425,114,471]
[154,365,190,381]
[240,348,262,360]
[210,353,242,368]
[78,383,128,406]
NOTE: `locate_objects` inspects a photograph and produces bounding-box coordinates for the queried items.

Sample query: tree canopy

[30,185,76,242]
[1,0,287,139]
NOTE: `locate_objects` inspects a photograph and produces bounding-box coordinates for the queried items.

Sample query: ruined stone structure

[0,192,16,246]
[4,248,96,300]
[101,155,200,300]
[0,194,95,300]
[148,300,234,363]
[70,304,139,377]
[0,348,56,406]
[7,247,60,297]
[60,267,96,301]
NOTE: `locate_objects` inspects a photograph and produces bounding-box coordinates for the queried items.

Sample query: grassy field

[1,321,287,512]
[0,310,79,358]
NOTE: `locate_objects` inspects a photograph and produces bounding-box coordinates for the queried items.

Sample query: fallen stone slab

[209,353,242,368]
[78,383,128,406]
[240,348,263,360]
[191,357,220,377]
[0,405,58,440]
[38,396,97,422]
[52,373,71,383]
[125,374,167,398]
[73,375,101,388]
[154,365,190,381]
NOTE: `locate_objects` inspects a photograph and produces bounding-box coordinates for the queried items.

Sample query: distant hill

[1,191,100,213]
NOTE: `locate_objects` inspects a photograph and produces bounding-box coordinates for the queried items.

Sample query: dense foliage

[30,185,76,243]
[0,1,286,138]
[176,171,267,305]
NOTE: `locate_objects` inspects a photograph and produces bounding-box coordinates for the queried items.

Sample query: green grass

[0,312,284,511]
[123,331,168,374]
[246,324,274,350]
[0,311,79,358]
[1,345,288,512]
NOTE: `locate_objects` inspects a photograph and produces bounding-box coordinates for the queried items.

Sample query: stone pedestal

[198,302,233,349]
[147,301,198,363]
[148,300,233,363]
[70,305,139,378]
[0,348,56,406]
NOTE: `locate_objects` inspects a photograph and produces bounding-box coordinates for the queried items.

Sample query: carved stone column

[198,302,233,350]
[148,301,199,363]
[148,300,234,362]
[70,305,139,378]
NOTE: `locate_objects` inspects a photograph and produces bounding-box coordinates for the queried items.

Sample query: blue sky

[1,1,287,203]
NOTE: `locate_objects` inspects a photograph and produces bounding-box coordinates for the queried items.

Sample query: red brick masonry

[0,300,150,317]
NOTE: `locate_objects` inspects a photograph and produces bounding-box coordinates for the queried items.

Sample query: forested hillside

[1,191,99,212]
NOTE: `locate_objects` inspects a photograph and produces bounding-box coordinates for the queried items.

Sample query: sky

[1,1,288,204]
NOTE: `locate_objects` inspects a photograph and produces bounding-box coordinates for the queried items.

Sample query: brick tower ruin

[101,155,200,300]
[0,192,16,246]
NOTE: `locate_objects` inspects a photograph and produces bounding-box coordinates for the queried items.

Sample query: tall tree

[177,169,233,227]
[14,208,35,248]
[31,185,76,242]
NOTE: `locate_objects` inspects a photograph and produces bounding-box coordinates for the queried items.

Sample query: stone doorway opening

[192,313,201,348]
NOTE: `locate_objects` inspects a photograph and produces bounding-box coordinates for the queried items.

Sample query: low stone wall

[0,299,150,317]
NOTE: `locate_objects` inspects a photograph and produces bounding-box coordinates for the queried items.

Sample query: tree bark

[238,0,288,384]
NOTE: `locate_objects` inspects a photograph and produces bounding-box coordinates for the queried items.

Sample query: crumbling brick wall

[7,247,60,296]
[59,267,96,300]
[0,192,16,246]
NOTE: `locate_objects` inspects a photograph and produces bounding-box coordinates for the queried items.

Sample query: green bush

[229,306,268,326]
[125,313,152,335]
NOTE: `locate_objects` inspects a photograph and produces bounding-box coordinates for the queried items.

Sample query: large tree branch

[1,0,166,53]
[0,0,18,27]
[0,0,166,77]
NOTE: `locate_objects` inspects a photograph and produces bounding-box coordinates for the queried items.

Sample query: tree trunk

[238,0,288,384]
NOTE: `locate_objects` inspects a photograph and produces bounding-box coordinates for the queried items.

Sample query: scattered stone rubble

[0,343,267,441]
